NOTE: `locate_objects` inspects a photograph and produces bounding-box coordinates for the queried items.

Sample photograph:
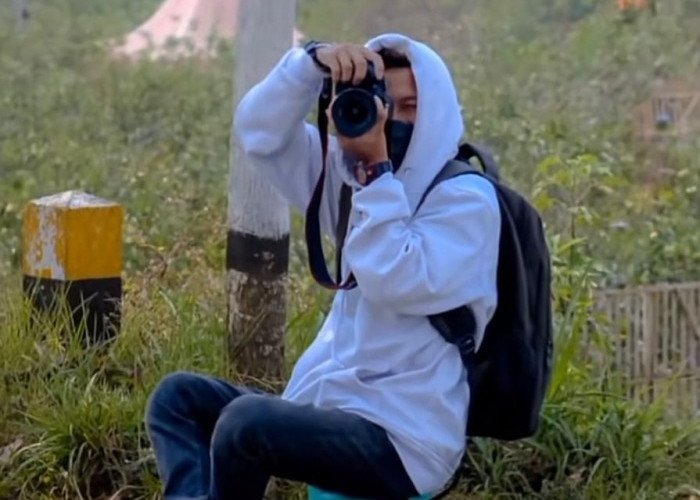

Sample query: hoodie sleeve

[233,47,342,237]
[343,173,501,316]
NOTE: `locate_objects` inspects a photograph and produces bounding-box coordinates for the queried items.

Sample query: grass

[1,0,700,498]
[4,248,698,500]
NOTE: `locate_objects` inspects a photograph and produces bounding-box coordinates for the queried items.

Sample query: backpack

[417,142,554,441]
[304,115,553,439]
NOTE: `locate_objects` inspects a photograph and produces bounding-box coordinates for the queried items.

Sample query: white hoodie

[234,33,500,495]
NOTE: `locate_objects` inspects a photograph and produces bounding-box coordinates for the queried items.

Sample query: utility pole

[13,0,29,32]
[227,0,296,388]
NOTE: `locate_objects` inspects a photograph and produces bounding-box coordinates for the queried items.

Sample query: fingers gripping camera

[331,62,391,138]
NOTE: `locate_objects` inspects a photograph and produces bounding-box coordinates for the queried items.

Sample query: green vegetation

[1,0,699,498]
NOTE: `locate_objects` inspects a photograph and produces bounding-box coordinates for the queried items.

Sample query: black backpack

[416,142,554,441]
[305,130,553,440]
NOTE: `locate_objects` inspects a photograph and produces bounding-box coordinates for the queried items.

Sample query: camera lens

[345,99,369,123]
[331,88,377,138]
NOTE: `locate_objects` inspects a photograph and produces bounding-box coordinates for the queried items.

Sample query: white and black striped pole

[13,0,29,32]
[227,0,296,385]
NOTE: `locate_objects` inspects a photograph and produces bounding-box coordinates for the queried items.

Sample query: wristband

[354,160,393,186]
[304,40,331,74]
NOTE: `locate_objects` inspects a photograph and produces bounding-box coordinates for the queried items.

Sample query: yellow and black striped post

[22,190,123,346]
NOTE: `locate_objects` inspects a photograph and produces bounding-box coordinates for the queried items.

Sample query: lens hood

[331,87,378,138]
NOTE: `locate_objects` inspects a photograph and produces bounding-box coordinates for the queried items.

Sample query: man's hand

[331,96,389,165]
[316,44,389,165]
[315,44,385,84]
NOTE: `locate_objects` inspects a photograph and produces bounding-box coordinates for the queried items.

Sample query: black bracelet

[354,160,393,186]
[304,40,331,74]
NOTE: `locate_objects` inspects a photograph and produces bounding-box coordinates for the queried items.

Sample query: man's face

[385,67,417,123]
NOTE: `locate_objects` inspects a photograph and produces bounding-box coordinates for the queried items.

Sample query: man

[145,33,500,500]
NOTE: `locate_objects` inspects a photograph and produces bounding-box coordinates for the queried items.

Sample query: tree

[227,0,297,388]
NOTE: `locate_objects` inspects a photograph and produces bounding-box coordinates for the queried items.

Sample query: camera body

[330,62,390,138]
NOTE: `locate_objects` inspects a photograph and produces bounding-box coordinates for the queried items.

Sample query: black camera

[330,62,389,138]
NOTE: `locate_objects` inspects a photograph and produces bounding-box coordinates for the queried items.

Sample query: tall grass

[457,236,700,499]
[2,262,698,499]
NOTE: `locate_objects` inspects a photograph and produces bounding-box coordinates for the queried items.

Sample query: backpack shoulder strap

[416,159,481,212]
[458,142,501,181]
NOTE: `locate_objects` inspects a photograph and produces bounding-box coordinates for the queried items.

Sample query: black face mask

[387,120,414,172]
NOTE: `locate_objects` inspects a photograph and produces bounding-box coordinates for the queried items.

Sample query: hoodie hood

[364,33,465,212]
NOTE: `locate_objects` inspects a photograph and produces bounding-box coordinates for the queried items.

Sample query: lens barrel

[331,88,378,138]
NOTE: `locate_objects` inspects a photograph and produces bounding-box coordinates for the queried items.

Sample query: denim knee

[210,394,275,460]
[145,371,201,426]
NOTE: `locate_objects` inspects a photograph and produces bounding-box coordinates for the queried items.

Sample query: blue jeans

[144,371,419,500]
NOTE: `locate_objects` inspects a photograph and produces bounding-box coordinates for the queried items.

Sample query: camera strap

[304,79,358,290]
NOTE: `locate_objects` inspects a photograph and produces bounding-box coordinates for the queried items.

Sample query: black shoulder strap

[416,141,501,212]
[304,79,357,290]
[458,142,501,181]
[416,159,480,211]
[335,183,353,279]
